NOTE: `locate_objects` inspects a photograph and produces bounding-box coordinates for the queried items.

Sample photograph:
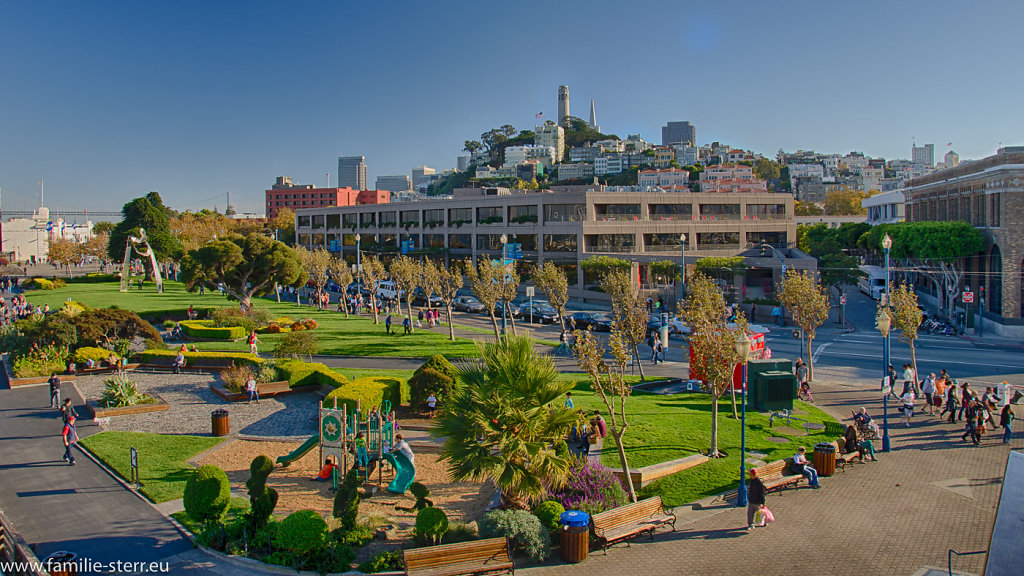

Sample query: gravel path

[75,372,319,438]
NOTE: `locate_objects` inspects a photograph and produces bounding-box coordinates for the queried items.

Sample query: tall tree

[601,270,648,381]
[180,233,306,312]
[420,259,442,320]
[499,262,520,336]
[889,282,924,395]
[435,336,576,509]
[465,258,503,338]
[388,255,421,331]
[682,272,745,457]
[433,261,464,340]
[81,232,110,262]
[794,201,824,216]
[108,192,182,270]
[47,237,81,276]
[272,207,296,246]
[360,255,387,324]
[296,247,333,309]
[531,262,569,331]
[753,158,782,187]
[778,270,830,381]
[327,256,353,318]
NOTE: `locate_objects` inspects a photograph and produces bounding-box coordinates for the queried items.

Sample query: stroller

[854,416,880,440]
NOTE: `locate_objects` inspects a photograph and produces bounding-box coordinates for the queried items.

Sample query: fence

[0,510,49,575]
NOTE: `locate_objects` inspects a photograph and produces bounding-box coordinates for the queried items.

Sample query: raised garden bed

[86,394,170,418]
[612,453,709,488]
[3,358,77,387]
[208,380,305,402]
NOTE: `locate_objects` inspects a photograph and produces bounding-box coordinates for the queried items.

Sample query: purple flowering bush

[545,456,628,515]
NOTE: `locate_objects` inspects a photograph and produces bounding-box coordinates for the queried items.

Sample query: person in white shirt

[426,394,437,418]
[901,389,915,426]
[393,434,414,464]
[246,376,260,404]
[921,373,936,415]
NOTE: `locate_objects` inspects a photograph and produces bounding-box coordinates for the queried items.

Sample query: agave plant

[100,374,140,407]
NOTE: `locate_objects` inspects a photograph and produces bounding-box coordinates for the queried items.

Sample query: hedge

[324,376,401,412]
[180,320,246,340]
[139,349,262,367]
[138,307,217,321]
[21,277,66,290]
[65,273,121,284]
[276,359,348,389]
[73,346,119,364]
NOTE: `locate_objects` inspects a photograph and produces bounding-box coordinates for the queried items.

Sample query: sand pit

[196,439,493,535]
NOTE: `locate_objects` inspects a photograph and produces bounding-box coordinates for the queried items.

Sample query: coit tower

[557,85,570,126]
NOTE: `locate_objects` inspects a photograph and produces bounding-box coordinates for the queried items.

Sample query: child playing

[313,458,336,481]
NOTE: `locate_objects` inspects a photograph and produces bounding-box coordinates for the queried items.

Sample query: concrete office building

[412,166,436,190]
[912,143,935,167]
[338,156,368,190]
[376,175,413,194]
[662,121,696,146]
[294,185,810,305]
[903,147,1024,336]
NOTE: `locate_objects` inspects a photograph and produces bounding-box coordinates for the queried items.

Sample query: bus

[858,265,887,300]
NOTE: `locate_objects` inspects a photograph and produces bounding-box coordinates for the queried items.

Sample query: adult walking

[746,468,767,531]
[48,372,61,409]
[921,373,936,415]
[62,414,78,465]
[1000,404,1014,444]
[385,314,393,335]
[247,331,260,355]
[961,399,980,445]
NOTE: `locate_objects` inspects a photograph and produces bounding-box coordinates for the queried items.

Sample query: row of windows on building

[297,231,788,252]
[907,192,1001,228]
[297,203,787,229]
[271,193,334,200]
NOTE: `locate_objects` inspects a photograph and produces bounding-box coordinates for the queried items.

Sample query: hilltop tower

[589,99,600,132]
[558,85,570,126]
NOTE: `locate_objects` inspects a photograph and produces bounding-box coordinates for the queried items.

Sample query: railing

[948,549,985,576]
[0,510,49,575]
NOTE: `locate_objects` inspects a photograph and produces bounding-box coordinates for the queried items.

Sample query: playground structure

[276,397,416,495]
[119,228,163,293]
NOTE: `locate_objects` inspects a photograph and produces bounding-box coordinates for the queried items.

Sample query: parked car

[453,295,485,313]
[411,287,444,307]
[565,311,612,332]
[487,301,520,318]
[346,282,371,297]
[376,280,403,300]
[519,303,558,324]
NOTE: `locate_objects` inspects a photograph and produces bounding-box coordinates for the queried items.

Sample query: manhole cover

[766,437,791,443]
[804,422,826,430]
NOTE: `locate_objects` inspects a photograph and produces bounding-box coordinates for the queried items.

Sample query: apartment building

[699,164,768,194]
[638,168,690,188]
[294,185,809,302]
[265,177,388,219]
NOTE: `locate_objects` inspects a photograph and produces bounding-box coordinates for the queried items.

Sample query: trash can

[559,510,590,563]
[211,409,230,437]
[45,551,78,576]
[813,442,836,477]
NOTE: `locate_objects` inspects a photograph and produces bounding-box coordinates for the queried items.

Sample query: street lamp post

[679,233,686,310]
[500,233,508,336]
[355,233,361,289]
[879,232,893,452]
[734,331,752,507]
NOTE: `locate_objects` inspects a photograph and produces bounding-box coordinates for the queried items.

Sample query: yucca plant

[100,374,140,407]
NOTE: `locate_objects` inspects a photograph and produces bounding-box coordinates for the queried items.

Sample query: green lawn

[79,431,225,503]
[25,280,483,357]
[566,385,839,507]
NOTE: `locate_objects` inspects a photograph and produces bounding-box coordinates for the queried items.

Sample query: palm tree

[433,336,578,509]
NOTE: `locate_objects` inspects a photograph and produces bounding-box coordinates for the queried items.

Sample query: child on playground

[313,457,336,482]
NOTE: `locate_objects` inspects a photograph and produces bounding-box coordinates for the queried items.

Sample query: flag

[946,142,952,146]
[535,112,543,118]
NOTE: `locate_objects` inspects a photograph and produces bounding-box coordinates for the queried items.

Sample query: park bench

[753,459,805,493]
[403,536,514,576]
[141,357,235,373]
[590,496,676,553]
[209,380,292,402]
[831,440,861,472]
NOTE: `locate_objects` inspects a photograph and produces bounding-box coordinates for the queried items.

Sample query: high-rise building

[338,156,367,190]
[589,99,600,133]
[558,85,570,126]
[911,143,935,167]
[412,166,436,189]
[535,122,565,162]
[662,121,696,146]
[457,155,471,171]
[375,175,412,194]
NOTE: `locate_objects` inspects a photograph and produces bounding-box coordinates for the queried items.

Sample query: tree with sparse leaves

[602,270,649,381]
[47,237,81,276]
[433,261,464,340]
[778,269,830,382]
[683,272,746,457]
[499,262,520,336]
[420,259,442,319]
[82,233,109,263]
[296,247,333,309]
[889,281,923,395]
[465,258,503,338]
[389,255,421,332]
[360,255,387,324]
[531,262,569,331]
[328,256,353,318]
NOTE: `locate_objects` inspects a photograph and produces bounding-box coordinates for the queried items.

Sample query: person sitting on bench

[313,457,337,482]
[792,447,820,488]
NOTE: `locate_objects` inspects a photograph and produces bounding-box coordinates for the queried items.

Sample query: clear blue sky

[1,0,1021,215]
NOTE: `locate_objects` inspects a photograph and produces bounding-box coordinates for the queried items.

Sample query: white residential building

[535,122,565,162]
[674,145,700,166]
[788,163,825,180]
[861,166,884,192]
[594,154,625,175]
[638,168,690,188]
[504,145,556,169]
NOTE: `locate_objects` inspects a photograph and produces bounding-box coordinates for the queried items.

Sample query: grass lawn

[78,431,225,503]
[25,280,482,357]
[565,384,839,507]
[171,497,250,534]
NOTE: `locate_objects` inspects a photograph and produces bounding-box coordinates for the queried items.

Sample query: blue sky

[1,0,1021,215]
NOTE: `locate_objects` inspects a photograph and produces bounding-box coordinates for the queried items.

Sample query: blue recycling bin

[560,510,590,562]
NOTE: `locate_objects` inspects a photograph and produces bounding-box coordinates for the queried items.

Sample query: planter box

[3,358,77,387]
[208,381,303,402]
[86,394,170,418]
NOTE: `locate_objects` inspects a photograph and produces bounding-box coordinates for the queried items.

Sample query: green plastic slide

[276,435,319,466]
[383,451,416,494]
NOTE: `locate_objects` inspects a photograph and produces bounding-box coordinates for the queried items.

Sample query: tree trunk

[487,311,500,339]
[445,306,455,340]
[370,295,379,324]
[611,430,638,503]
[709,394,720,457]
[406,297,415,333]
[632,345,646,381]
[506,302,518,336]
[806,336,814,382]
[909,340,920,396]
[729,378,739,419]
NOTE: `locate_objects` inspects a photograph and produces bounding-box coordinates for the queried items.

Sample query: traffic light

[760,240,767,257]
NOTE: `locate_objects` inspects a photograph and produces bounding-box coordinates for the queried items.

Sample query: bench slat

[404,537,512,576]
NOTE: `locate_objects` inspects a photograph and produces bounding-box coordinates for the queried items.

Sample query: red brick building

[265,177,389,218]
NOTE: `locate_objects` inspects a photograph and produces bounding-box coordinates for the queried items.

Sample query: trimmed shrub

[323,376,393,413]
[408,368,453,409]
[415,507,449,545]
[441,521,479,544]
[70,308,162,349]
[545,456,628,516]
[275,359,348,389]
[65,273,120,284]
[534,501,566,538]
[180,320,246,340]
[276,510,328,554]
[183,465,231,525]
[139,349,261,367]
[332,466,360,531]
[22,277,65,290]
[419,354,458,379]
[334,524,374,547]
[358,550,403,574]
[246,455,278,530]
[479,509,550,561]
[383,377,410,407]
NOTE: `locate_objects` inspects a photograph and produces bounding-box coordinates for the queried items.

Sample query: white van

[376,280,402,300]
[858,265,887,300]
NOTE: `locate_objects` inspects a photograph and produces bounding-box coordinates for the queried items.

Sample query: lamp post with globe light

[500,233,508,336]
[354,233,361,289]
[734,330,752,506]
[880,233,892,451]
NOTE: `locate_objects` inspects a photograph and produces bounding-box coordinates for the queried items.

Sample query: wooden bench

[754,459,805,493]
[209,380,293,402]
[590,496,676,553]
[831,440,862,472]
[141,357,234,373]
[403,537,514,576]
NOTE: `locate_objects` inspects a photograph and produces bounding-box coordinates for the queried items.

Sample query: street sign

[129,446,139,487]
[962,291,974,303]
[840,295,847,305]
[525,287,535,297]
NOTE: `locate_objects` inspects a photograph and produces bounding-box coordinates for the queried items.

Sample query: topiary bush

[382,377,410,407]
[275,359,347,389]
[246,455,278,530]
[323,376,392,413]
[534,500,566,538]
[479,509,550,561]
[180,320,246,340]
[332,465,360,531]
[358,550,403,574]
[545,456,628,515]
[408,368,453,410]
[415,506,449,545]
[183,465,231,526]
[276,510,328,554]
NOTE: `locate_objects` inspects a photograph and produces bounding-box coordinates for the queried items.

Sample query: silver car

[453,295,485,313]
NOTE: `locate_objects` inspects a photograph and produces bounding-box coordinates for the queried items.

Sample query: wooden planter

[86,394,170,418]
[3,358,77,387]
[208,380,302,402]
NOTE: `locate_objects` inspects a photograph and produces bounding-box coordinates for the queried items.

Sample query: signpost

[962,291,974,303]
[962,291,974,335]
[526,286,535,324]
[129,446,139,488]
